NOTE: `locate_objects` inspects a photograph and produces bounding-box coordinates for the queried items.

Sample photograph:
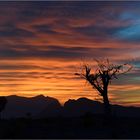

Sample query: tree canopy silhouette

[75,59,132,116]
[0,96,7,119]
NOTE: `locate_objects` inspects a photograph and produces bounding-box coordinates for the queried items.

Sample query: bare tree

[0,96,7,119]
[75,59,132,116]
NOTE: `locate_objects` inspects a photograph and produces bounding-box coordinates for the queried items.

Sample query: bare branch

[75,59,133,96]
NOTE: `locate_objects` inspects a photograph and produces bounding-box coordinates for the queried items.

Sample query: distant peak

[32,94,45,99]
[67,99,76,102]
[77,97,94,102]
[7,95,21,98]
[7,95,18,97]
[77,97,89,100]
[45,96,58,101]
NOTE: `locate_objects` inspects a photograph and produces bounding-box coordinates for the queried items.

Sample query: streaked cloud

[0,1,139,106]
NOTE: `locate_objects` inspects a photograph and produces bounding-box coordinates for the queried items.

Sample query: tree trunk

[102,92,111,116]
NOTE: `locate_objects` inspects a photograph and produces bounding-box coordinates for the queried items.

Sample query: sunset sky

[0,1,140,106]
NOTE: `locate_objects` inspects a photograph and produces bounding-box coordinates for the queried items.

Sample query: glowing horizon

[0,1,140,107]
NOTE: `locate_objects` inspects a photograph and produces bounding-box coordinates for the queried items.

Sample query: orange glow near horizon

[0,58,139,107]
[0,2,139,107]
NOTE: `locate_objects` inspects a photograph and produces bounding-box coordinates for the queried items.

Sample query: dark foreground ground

[0,114,140,139]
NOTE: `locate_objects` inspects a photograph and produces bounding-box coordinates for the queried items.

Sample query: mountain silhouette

[63,98,140,118]
[2,95,140,119]
[3,95,61,119]
[38,97,63,118]
[63,98,103,117]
